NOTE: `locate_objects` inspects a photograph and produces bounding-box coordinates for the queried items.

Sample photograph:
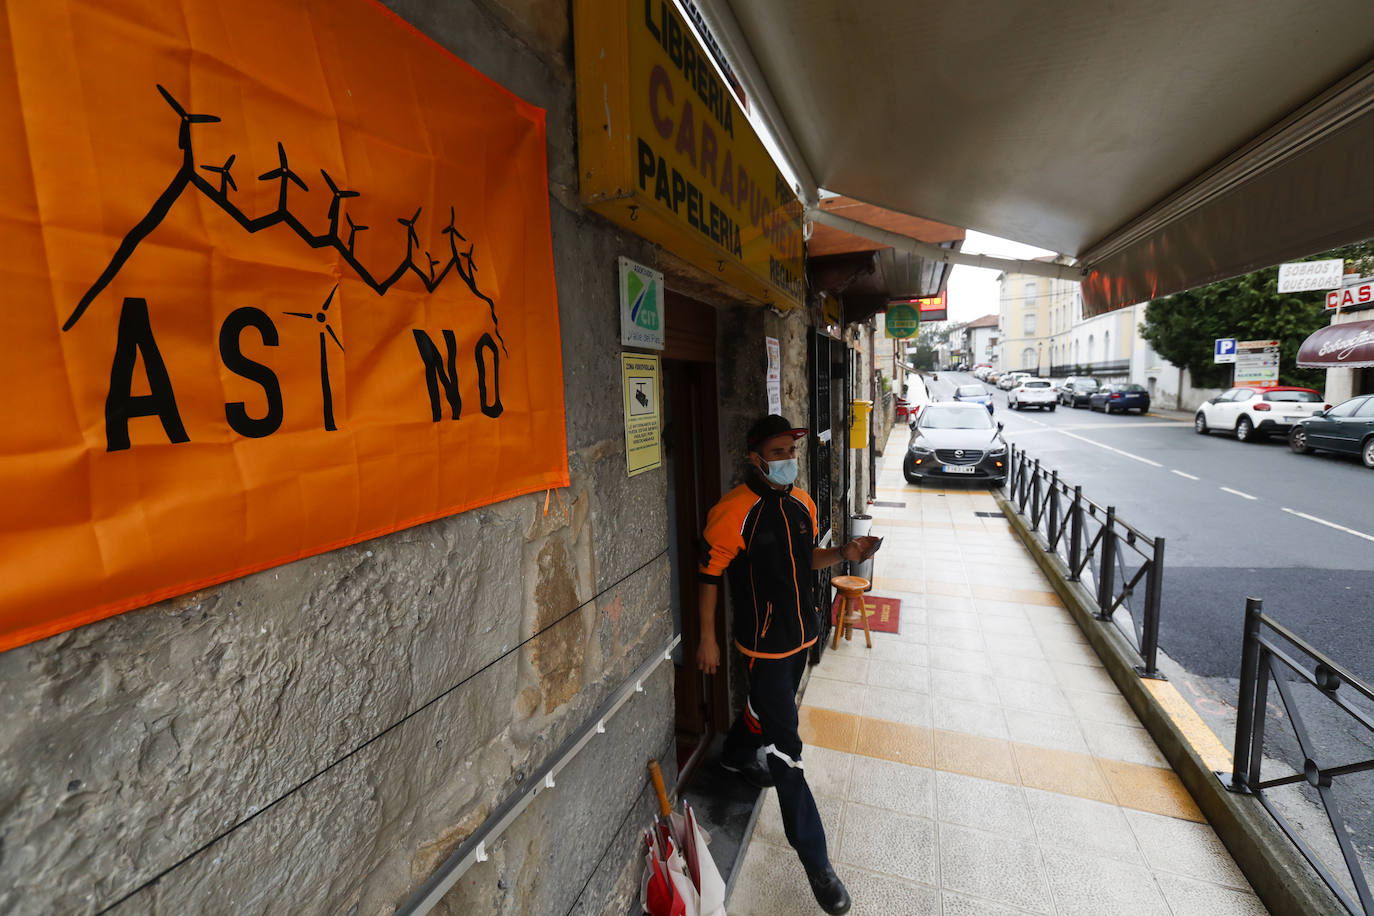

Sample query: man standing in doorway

[697,414,878,916]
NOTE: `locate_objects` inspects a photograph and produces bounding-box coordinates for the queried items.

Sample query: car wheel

[1048,404,1056,412]
[1289,426,1312,454]
[1194,413,1208,435]
[1236,417,1254,442]
[1363,437,1374,469]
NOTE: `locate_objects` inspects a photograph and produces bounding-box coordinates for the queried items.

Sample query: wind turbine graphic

[397,206,422,257]
[200,155,237,194]
[258,142,308,212]
[285,285,345,431]
[344,213,369,255]
[156,84,220,151]
[320,169,359,235]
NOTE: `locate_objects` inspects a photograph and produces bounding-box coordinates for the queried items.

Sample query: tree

[1141,241,1374,389]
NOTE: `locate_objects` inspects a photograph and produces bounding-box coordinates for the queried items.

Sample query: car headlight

[988,444,1007,456]
[910,444,934,455]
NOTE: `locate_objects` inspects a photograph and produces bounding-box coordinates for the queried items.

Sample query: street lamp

[1037,341,1043,377]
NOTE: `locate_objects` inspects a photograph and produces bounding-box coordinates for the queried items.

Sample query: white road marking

[1171,470,1200,481]
[1219,487,1257,501]
[1055,430,1164,467]
[1281,508,1374,544]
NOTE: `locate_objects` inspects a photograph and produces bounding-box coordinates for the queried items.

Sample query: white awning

[693,0,1374,314]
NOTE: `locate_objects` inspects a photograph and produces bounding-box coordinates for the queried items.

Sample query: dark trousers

[722,649,829,872]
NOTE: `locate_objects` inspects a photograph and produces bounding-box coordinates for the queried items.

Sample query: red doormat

[830,595,901,634]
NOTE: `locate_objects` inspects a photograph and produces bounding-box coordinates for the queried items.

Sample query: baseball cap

[747,414,808,451]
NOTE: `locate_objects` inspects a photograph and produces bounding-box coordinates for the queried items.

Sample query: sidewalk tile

[930,625,986,651]
[1081,720,1169,768]
[933,695,1008,739]
[1052,660,1120,694]
[1013,744,1114,803]
[847,755,936,818]
[1024,787,1144,864]
[804,676,867,715]
[989,653,1060,685]
[801,745,855,800]
[942,891,1041,915]
[799,706,858,753]
[932,668,1001,705]
[930,645,994,676]
[1062,687,1141,726]
[855,716,934,767]
[996,677,1074,717]
[933,729,1020,785]
[984,630,1046,659]
[863,684,933,727]
[928,607,983,630]
[1042,849,1170,916]
[940,823,1054,914]
[844,868,941,914]
[814,652,869,684]
[727,840,818,916]
[1125,809,1252,889]
[867,658,931,692]
[936,770,1036,839]
[1097,757,1204,822]
[1005,709,1090,755]
[836,803,939,885]
[1153,872,1270,915]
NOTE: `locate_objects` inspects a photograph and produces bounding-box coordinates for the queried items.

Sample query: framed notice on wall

[621,352,663,476]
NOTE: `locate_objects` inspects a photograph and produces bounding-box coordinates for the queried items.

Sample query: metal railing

[1005,445,1165,678]
[1224,598,1374,914]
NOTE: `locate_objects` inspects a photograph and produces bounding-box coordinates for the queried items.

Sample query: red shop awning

[1296,319,1374,369]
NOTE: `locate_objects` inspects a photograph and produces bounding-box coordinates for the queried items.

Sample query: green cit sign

[619,257,665,349]
[885,303,919,338]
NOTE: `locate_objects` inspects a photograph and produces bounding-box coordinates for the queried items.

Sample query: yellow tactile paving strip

[800,707,1204,822]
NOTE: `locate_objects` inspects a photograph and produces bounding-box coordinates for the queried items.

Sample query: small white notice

[1277,259,1344,293]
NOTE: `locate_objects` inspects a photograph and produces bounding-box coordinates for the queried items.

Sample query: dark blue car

[1089,383,1151,414]
[953,384,995,413]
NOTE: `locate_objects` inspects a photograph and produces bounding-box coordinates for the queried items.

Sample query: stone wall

[0,2,678,914]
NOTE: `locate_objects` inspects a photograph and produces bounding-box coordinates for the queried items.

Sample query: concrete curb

[995,490,1346,916]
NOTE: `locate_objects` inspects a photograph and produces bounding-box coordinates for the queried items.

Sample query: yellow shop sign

[575,0,803,308]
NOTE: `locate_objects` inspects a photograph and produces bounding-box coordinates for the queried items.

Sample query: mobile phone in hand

[860,537,883,561]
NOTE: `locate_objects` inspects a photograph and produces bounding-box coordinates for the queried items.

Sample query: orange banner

[0,0,568,651]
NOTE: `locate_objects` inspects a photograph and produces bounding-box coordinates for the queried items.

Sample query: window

[1087,335,1094,362]
[1328,398,1365,418]
[1021,347,1036,369]
[1103,330,1111,361]
[1023,314,1037,335]
[1023,281,1037,308]
[1264,390,1322,403]
[1355,398,1374,417]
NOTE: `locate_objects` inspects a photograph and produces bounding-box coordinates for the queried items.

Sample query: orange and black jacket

[699,473,819,659]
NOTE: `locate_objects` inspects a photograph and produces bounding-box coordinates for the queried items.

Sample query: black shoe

[720,755,775,788]
[806,865,851,915]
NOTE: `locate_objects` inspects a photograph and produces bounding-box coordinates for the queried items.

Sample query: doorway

[661,292,727,779]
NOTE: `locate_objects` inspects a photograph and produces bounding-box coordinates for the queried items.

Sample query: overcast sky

[944,231,1056,325]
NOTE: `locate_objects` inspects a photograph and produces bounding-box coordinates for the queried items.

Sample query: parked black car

[1289,395,1374,468]
[903,403,1008,485]
[1058,376,1100,407]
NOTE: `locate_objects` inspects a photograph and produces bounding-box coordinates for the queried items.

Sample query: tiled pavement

[727,429,1268,915]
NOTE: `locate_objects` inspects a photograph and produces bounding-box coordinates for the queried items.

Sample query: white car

[903,373,933,422]
[1194,386,1326,442]
[997,372,1029,390]
[1009,377,1058,411]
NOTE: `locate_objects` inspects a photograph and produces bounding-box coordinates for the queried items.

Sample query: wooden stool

[831,575,872,649]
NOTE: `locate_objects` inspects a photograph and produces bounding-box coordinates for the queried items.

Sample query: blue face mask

[761,457,798,487]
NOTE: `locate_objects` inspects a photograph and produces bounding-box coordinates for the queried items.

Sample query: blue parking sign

[1214,338,1237,363]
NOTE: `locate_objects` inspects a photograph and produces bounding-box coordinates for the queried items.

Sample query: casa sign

[574,0,803,309]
